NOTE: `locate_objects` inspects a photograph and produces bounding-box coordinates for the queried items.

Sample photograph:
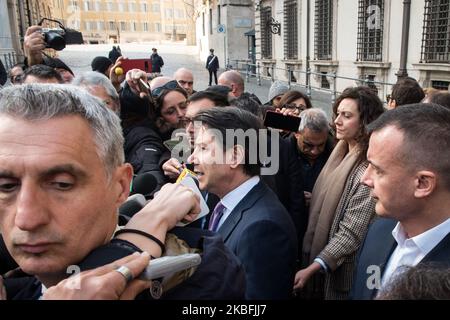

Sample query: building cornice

[281,59,302,65]
[259,59,277,64]
[353,61,391,69]
[412,63,450,72]
[310,60,339,67]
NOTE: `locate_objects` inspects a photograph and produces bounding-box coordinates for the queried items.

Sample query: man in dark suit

[188,107,298,299]
[352,103,450,299]
[161,89,231,229]
[206,49,219,86]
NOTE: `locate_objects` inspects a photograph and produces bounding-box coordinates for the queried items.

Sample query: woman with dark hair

[294,86,384,300]
[119,71,172,193]
[277,90,313,116]
[152,82,188,140]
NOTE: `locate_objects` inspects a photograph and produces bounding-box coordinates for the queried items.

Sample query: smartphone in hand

[263,110,301,132]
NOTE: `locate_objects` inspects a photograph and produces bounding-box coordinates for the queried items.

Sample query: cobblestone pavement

[59,43,333,119]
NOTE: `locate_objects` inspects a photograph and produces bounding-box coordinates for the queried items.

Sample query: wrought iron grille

[321,72,330,88]
[421,0,450,63]
[261,6,273,59]
[357,0,384,62]
[362,74,378,94]
[314,0,333,60]
[284,0,298,59]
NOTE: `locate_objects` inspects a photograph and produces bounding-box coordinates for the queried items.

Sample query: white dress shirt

[216,176,260,230]
[381,217,450,289]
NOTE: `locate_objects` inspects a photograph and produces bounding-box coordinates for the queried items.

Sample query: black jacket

[0,234,18,274]
[123,119,167,192]
[274,136,307,254]
[150,53,164,73]
[260,132,307,257]
[5,227,246,300]
[108,48,122,63]
[206,54,219,71]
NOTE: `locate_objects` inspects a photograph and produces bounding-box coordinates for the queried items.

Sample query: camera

[39,18,84,51]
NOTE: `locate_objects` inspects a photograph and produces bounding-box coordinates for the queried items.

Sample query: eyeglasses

[151,80,180,97]
[283,103,307,114]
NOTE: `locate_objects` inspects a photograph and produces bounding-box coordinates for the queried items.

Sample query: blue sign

[217,24,226,33]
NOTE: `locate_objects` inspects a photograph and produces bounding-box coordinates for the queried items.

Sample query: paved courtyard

[59,42,333,118]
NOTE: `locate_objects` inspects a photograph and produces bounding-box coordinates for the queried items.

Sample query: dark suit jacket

[351,217,450,300]
[217,180,298,299]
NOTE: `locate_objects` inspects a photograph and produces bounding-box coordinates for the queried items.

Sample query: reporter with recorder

[0,84,245,300]
[1,252,151,300]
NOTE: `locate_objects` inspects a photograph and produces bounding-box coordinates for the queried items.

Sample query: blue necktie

[208,202,225,232]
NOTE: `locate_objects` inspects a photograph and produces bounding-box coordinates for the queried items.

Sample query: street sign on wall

[217,24,226,33]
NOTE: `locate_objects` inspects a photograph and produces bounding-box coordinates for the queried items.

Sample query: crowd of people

[0,25,449,301]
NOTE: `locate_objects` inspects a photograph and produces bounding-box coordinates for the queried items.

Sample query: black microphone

[119,194,146,218]
[130,172,158,198]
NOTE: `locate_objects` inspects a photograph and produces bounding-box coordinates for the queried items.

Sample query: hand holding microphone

[129,172,158,198]
[119,172,158,218]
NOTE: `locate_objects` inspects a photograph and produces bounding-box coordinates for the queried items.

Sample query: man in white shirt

[187,106,298,299]
[351,103,450,299]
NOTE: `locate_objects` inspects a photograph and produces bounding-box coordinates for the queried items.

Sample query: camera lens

[44,31,66,51]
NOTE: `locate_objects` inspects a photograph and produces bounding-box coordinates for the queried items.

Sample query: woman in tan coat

[294,86,384,300]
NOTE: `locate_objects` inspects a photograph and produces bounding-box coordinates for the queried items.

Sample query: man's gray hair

[72,71,119,103]
[298,108,329,133]
[0,84,124,176]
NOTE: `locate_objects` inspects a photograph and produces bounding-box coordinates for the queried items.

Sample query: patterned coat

[318,161,376,299]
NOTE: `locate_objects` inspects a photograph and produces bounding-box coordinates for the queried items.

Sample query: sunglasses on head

[151,80,180,98]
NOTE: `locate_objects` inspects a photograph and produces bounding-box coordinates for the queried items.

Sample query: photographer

[24,26,46,66]
[23,25,74,83]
